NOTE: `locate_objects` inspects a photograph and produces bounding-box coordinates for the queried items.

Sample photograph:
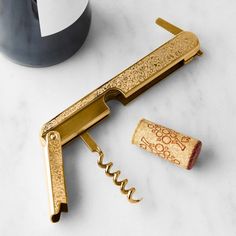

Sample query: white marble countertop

[1,0,236,235]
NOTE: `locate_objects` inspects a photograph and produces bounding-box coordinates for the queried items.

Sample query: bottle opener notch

[40,18,202,222]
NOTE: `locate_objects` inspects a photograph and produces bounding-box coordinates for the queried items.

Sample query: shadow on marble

[194,146,213,170]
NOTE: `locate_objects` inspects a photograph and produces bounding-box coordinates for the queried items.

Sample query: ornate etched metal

[40,18,202,222]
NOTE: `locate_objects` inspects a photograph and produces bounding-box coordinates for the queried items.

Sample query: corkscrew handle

[40,17,203,223]
[40,18,202,145]
[44,131,68,223]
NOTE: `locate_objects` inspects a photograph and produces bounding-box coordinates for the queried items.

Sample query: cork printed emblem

[139,123,191,165]
[132,119,202,169]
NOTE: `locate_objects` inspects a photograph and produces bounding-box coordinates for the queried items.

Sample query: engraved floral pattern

[41,32,198,136]
[47,132,67,214]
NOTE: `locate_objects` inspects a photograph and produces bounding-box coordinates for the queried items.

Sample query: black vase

[0,0,91,67]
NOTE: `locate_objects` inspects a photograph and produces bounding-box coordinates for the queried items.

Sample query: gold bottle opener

[40,18,202,222]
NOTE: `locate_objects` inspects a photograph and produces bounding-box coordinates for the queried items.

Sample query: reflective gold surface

[44,131,68,222]
[40,18,202,222]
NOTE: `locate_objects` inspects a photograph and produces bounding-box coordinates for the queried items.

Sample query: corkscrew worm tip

[80,132,142,204]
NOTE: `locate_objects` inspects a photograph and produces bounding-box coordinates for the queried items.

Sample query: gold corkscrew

[40,18,202,222]
[80,132,141,203]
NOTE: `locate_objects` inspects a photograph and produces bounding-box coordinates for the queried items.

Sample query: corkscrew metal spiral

[80,132,142,203]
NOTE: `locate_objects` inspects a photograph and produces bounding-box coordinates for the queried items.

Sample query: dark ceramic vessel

[0,0,91,67]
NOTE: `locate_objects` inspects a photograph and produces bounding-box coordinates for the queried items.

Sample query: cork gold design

[132,119,202,169]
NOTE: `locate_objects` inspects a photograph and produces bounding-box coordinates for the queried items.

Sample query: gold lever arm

[41,28,200,145]
[44,131,68,223]
[156,18,183,35]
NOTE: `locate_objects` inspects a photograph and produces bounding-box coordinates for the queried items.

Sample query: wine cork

[132,119,202,169]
